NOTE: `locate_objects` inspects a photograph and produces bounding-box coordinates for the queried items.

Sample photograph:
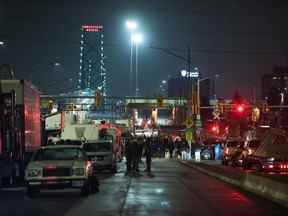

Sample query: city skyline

[0,0,288,99]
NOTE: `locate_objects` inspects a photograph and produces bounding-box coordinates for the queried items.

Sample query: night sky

[1,0,288,99]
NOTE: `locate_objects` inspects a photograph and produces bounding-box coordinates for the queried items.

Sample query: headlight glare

[27,169,41,177]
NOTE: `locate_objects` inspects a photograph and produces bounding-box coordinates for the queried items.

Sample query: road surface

[0,159,286,216]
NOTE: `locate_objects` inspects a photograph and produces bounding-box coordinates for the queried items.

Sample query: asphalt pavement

[0,159,287,216]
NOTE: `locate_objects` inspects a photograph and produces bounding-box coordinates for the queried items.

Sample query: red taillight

[268,164,274,169]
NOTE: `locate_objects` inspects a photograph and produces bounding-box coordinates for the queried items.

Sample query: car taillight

[268,164,274,169]
[280,164,288,169]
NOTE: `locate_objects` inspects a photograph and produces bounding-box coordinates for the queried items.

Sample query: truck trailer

[0,80,41,185]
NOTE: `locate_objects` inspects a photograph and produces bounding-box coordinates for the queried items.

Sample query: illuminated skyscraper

[78,25,107,96]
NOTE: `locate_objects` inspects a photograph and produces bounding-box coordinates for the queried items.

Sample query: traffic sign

[185,128,194,142]
[194,114,202,128]
[185,116,194,128]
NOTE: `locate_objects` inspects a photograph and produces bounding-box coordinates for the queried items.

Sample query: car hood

[27,160,84,169]
[86,152,112,157]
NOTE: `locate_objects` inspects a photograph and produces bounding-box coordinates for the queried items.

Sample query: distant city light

[181,70,187,77]
[0,41,4,46]
[181,70,199,78]
[126,20,138,30]
[162,80,167,84]
[54,62,61,67]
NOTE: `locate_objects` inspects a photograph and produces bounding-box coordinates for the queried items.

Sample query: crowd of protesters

[123,133,196,175]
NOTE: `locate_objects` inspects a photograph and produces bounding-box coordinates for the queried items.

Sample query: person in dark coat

[168,137,174,158]
[125,137,134,175]
[131,137,140,173]
[144,136,153,173]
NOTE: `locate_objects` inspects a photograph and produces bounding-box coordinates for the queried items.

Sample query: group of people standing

[125,135,152,175]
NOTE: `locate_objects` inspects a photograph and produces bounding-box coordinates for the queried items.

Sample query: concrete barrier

[243,173,288,207]
[181,161,288,208]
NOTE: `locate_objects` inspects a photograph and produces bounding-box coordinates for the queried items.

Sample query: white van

[82,140,117,173]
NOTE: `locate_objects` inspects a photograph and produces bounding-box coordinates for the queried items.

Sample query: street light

[126,20,138,96]
[126,20,138,30]
[131,33,143,97]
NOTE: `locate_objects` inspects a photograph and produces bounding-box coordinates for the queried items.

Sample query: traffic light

[236,104,244,113]
[95,90,102,108]
[210,123,219,134]
[232,103,246,115]
[157,96,164,107]
[47,100,54,112]
[219,102,225,114]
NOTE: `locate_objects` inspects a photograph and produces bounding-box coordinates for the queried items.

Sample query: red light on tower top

[81,25,103,32]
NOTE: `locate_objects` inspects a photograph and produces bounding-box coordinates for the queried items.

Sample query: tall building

[78,25,107,96]
[0,64,15,80]
[262,65,288,105]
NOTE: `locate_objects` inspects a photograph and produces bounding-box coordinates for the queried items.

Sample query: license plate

[72,180,84,187]
[46,181,58,185]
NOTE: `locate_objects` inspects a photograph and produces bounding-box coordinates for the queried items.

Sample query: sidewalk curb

[179,160,288,208]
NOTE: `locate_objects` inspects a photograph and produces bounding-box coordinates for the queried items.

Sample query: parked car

[200,145,214,160]
[25,145,99,197]
[82,140,117,173]
[222,138,244,166]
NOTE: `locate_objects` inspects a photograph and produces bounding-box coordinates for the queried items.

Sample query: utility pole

[187,45,192,100]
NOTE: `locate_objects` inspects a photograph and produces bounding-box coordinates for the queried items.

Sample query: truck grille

[43,167,71,177]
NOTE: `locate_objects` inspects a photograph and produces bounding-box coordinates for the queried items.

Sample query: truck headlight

[72,168,85,176]
[27,169,41,177]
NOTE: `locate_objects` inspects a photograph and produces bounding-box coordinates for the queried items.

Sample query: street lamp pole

[135,43,138,97]
[126,20,138,96]
[130,36,134,96]
[131,33,143,97]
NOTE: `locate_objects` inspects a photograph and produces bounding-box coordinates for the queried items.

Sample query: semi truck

[0,80,41,185]
[243,129,288,172]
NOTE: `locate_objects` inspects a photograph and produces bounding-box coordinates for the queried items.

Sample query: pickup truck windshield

[33,148,84,161]
[83,142,112,152]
